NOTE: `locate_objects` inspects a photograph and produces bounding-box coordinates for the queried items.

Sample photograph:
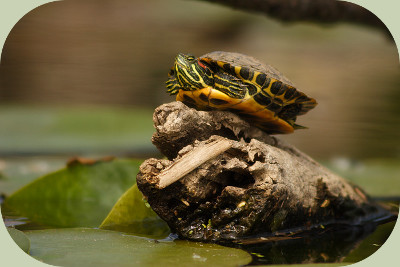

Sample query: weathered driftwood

[195,0,388,33]
[137,101,390,242]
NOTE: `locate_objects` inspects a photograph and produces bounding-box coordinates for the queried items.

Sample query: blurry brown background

[0,0,399,159]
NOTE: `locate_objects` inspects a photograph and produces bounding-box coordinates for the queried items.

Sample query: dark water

[204,198,398,265]
[3,200,398,265]
[240,219,397,265]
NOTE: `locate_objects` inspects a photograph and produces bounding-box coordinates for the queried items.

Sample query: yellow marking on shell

[176,87,294,134]
[234,66,241,77]
[252,75,302,107]
[191,57,317,132]
[201,58,314,105]
[259,77,276,97]
[199,87,242,108]
[277,94,296,106]
[250,71,260,83]
[176,88,212,109]
[240,97,294,133]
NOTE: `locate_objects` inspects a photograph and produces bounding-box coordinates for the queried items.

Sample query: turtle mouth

[175,62,188,70]
[175,53,196,67]
[175,58,191,72]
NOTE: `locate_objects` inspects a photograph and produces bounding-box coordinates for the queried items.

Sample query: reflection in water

[3,206,398,265]
[234,220,397,265]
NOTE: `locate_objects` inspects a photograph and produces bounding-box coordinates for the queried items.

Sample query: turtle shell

[200,51,295,87]
[173,51,317,134]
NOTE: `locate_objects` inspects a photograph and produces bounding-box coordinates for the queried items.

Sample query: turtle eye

[169,69,175,76]
[186,55,195,61]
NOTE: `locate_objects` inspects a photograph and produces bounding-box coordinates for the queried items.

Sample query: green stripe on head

[173,53,214,91]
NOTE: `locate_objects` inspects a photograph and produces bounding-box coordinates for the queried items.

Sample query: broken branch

[157,136,233,189]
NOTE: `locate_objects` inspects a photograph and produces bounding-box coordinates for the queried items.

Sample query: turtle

[165,51,317,134]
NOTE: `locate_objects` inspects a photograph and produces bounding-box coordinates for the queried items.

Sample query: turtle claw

[166,79,180,95]
[167,88,179,95]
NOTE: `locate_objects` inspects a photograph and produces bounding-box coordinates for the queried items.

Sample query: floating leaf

[3,159,141,228]
[25,228,252,267]
[100,184,170,238]
[343,221,396,263]
[7,228,30,253]
[0,157,67,196]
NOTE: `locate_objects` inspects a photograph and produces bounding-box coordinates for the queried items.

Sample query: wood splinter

[156,136,232,189]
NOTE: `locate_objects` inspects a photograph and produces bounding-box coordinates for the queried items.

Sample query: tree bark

[196,0,388,33]
[137,102,391,242]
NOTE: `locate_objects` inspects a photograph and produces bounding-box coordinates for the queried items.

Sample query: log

[195,0,389,34]
[137,101,392,242]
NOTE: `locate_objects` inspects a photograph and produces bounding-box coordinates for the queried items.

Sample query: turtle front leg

[166,77,181,95]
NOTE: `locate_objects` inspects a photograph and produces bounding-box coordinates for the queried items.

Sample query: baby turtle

[166,51,317,134]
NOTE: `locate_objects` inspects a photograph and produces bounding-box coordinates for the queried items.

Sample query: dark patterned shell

[200,51,295,87]
[174,51,317,134]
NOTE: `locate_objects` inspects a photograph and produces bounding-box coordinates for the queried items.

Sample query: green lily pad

[25,228,252,267]
[2,159,141,227]
[0,157,67,196]
[343,221,396,263]
[7,227,31,254]
[100,184,170,238]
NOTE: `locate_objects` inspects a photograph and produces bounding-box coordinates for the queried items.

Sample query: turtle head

[172,53,214,91]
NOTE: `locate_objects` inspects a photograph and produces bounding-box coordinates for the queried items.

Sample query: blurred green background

[0,0,399,160]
